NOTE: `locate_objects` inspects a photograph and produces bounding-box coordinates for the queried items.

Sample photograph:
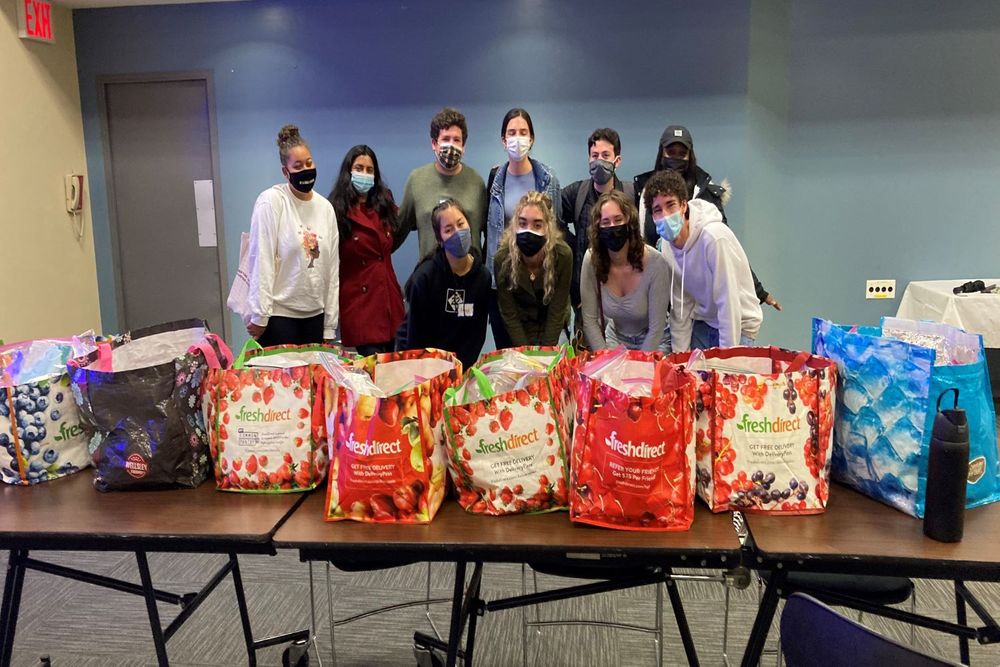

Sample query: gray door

[102,78,227,337]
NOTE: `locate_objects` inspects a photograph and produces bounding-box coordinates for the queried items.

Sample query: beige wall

[0,1,100,344]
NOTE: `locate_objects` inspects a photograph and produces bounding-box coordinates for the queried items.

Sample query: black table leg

[135,551,169,667]
[956,580,970,665]
[462,563,484,667]
[228,553,257,667]
[664,570,699,667]
[741,569,784,667]
[0,548,28,667]
[446,561,467,667]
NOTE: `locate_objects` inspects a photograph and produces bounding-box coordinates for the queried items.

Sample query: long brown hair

[497,191,560,304]
[587,190,644,284]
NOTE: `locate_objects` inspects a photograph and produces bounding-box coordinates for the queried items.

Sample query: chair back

[780,593,961,667]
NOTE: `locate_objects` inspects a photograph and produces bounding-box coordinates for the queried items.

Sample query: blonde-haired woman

[493,191,572,347]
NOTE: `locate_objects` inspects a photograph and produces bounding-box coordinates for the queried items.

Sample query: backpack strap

[573,180,590,230]
[487,166,499,195]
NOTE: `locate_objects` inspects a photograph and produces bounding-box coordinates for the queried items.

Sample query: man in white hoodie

[645,170,762,352]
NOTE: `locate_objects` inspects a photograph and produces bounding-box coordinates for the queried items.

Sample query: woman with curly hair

[493,191,572,347]
[580,190,669,351]
[246,124,339,346]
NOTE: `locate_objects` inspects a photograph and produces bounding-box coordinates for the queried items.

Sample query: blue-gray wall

[74,0,1000,351]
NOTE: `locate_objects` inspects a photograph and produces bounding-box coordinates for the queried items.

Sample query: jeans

[605,323,672,353]
[690,320,755,351]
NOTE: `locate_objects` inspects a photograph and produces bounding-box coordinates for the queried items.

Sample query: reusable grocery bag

[69,319,232,491]
[443,346,575,515]
[812,317,1000,517]
[671,347,837,514]
[569,348,697,531]
[324,349,462,523]
[203,340,346,493]
[1,335,97,485]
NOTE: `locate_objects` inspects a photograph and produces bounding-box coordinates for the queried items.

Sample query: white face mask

[505,136,531,161]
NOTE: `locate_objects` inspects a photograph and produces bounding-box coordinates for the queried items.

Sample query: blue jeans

[606,323,672,353]
[690,320,755,351]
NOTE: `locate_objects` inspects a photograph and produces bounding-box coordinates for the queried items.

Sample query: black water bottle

[923,388,969,542]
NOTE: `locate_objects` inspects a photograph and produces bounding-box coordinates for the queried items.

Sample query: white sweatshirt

[662,199,762,352]
[247,184,340,339]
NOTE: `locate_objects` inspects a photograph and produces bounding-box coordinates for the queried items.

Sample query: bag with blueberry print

[1,335,98,485]
[669,346,837,515]
[68,319,232,491]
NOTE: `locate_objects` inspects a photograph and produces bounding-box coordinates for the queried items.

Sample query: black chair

[780,592,961,667]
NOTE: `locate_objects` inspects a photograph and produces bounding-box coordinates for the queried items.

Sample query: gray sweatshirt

[397,163,488,258]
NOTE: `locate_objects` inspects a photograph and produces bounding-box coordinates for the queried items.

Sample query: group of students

[242,108,779,369]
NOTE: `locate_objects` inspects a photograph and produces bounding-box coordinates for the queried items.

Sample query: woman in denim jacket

[484,108,562,349]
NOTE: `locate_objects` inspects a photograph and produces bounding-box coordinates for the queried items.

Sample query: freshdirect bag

[1,335,97,485]
[203,341,344,493]
[444,346,575,515]
[324,349,461,523]
[673,347,837,514]
[69,319,232,491]
[570,348,696,531]
[813,317,1000,517]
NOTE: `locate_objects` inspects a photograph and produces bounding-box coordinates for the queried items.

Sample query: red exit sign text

[18,0,54,43]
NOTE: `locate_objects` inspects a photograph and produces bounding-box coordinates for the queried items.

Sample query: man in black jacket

[559,128,635,332]
[634,125,781,311]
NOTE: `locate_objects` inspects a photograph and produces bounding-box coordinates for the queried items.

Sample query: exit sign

[18,0,54,43]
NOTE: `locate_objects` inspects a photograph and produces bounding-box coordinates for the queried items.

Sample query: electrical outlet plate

[866,279,896,299]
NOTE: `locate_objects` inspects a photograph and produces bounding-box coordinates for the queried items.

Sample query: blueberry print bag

[1,335,97,485]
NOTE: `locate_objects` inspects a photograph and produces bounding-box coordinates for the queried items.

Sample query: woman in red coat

[329,145,405,355]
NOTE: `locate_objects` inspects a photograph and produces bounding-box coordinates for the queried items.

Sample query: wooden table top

[745,484,1000,580]
[274,492,742,567]
[0,472,305,553]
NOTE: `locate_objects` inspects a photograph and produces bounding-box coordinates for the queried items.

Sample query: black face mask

[288,167,317,194]
[599,225,629,253]
[663,157,689,173]
[516,230,546,258]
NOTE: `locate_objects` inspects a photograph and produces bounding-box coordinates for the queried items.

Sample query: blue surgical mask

[443,227,472,258]
[654,211,685,243]
[351,172,374,194]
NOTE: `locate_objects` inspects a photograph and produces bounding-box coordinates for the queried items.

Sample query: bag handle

[937,387,960,412]
[463,367,495,402]
[784,350,812,374]
[189,334,233,370]
[234,338,264,369]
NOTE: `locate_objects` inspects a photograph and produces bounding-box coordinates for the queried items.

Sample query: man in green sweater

[395,108,489,257]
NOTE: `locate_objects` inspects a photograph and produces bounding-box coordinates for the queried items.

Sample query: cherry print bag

[569,348,697,531]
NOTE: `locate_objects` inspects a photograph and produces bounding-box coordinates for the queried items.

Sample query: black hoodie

[402,247,491,370]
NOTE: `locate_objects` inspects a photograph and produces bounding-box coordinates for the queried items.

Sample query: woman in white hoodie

[645,170,761,352]
[246,125,339,346]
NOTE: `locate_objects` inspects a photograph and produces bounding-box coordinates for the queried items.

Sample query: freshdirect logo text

[604,431,665,458]
[235,406,292,422]
[476,429,539,455]
[735,413,801,434]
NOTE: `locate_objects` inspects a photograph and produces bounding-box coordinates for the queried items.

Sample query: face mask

[516,229,546,258]
[437,143,463,170]
[589,159,615,186]
[654,211,685,243]
[664,156,689,173]
[505,136,531,162]
[599,225,629,253]
[443,227,472,258]
[288,167,317,193]
[351,172,374,194]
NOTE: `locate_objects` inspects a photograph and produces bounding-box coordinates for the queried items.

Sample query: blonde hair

[498,191,561,304]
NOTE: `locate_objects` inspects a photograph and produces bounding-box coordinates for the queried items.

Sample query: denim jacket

[485,158,562,288]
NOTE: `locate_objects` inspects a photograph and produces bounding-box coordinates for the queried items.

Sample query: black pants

[356,341,394,357]
[256,313,325,347]
[488,289,513,351]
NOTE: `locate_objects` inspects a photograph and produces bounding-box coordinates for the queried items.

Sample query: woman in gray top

[580,190,670,352]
